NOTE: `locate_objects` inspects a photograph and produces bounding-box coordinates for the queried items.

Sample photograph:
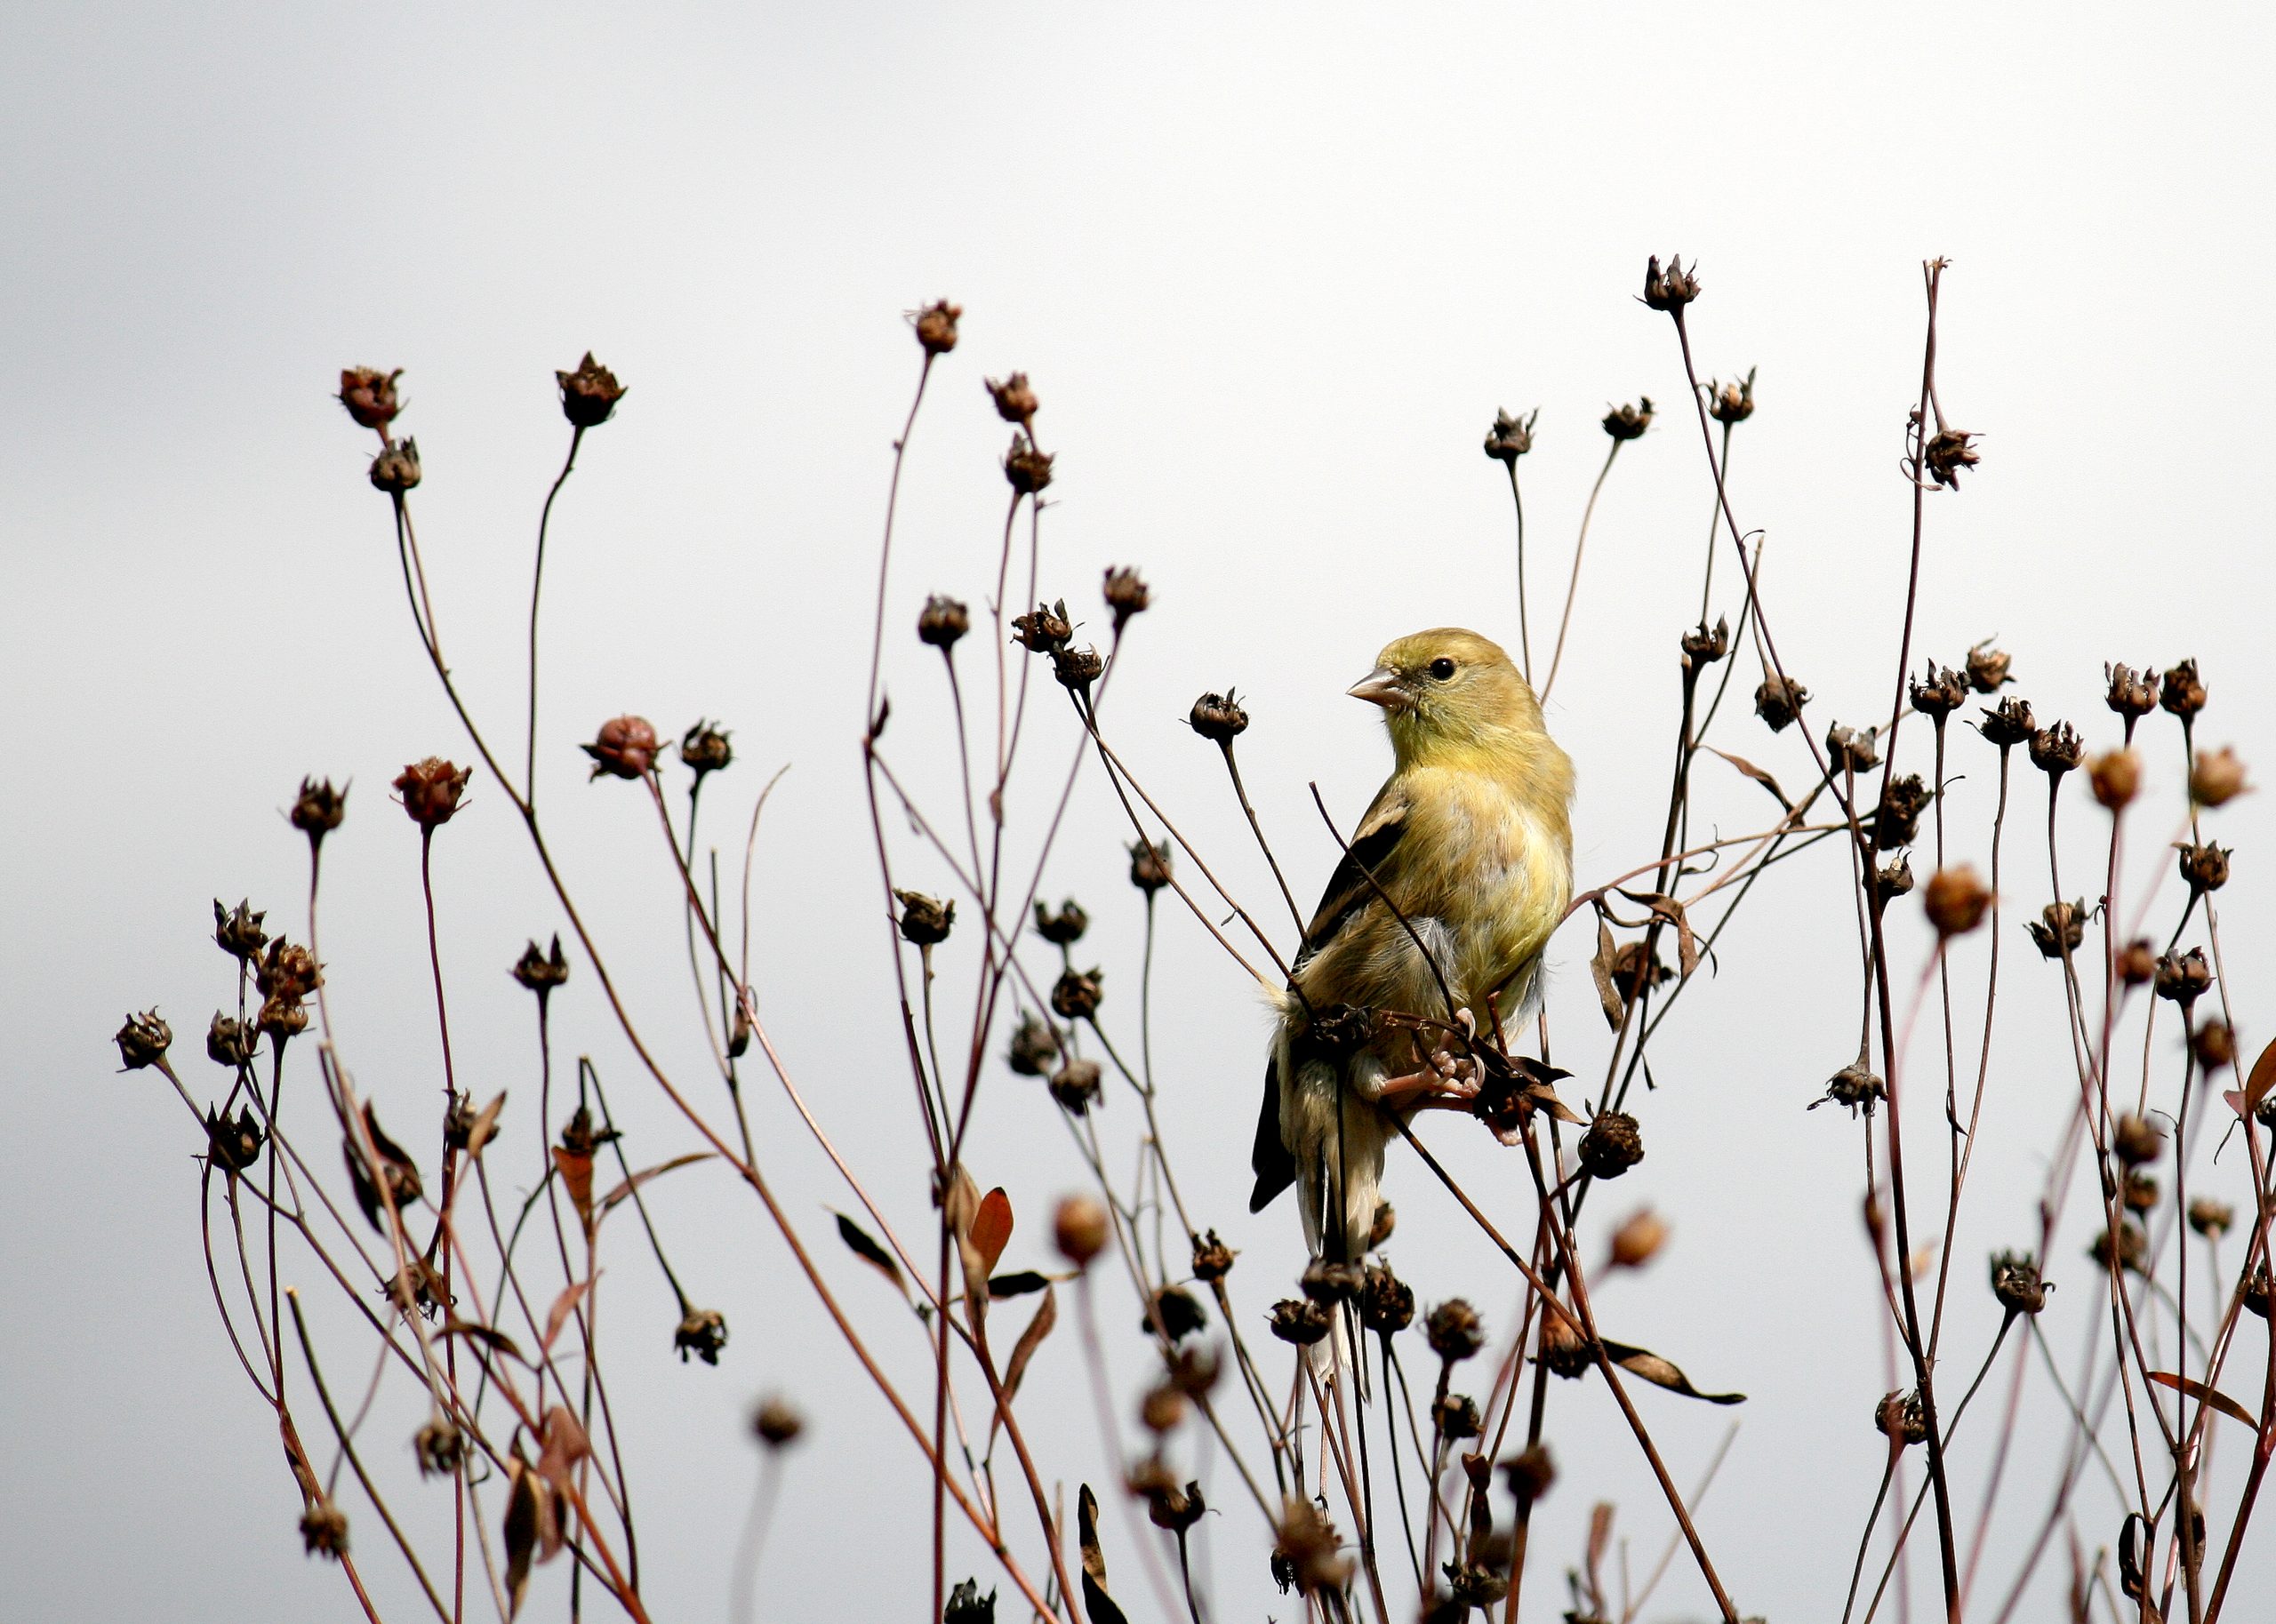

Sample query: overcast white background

[7,4,2276,1620]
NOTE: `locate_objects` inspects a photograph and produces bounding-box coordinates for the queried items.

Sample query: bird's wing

[1291,780,1410,977]
[1248,1056,1296,1212]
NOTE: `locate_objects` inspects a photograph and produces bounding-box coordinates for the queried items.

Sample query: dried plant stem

[526,424,584,807]
[1539,439,1621,705]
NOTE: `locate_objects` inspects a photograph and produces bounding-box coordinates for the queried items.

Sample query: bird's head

[1349,628,1546,767]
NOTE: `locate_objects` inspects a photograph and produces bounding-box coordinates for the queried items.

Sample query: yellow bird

[1250,628,1575,1260]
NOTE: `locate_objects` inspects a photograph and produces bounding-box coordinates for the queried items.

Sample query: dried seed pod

[581,716,660,780]
[1966,642,2015,694]
[1102,565,1150,629]
[2026,900,2086,960]
[1876,774,1931,849]
[1501,1443,1555,1507]
[1681,617,1730,668]
[1048,1058,1102,1115]
[204,1104,264,1173]
[2088,1220,2148,1275]
[1910,662,1967,720]
[2112,1113,2165,1167]
[2187,1197,2233,1238]
[1006,1012,1058,1076]
[1358,1265,1414,1333]
[1641,253,1701,310]
[1483,406,1538,464]
[206,1012,255,1070]
[1432,1393,1481,1441]
[1978,695,2037,749]
[751,1395,805,1448]
[1128,837,1173,895]
[114,1009,173,1070]
[984,372,1037,425]
[1812,1063,1887,1117]
[2105,663,2158,722]
[1826,722,1880,774]
[1053,1195,1110,1266]
[1301,1259,1362,1304]
[338,367,403,433]
[1607,1208,1670,1269]
[512,935,571,996]
[2116,938,2157,987]
[910,299,961,356]
[394,757,471,828]
[1272,1496,1353,1595]
[2193,1019,2237,1073]
[1050,643,1103,693]
[1144,1286,1207,1341]
[1923,865,1992,936]
[1754,673,1809,733]
[1538,1312,1592,1379]
[1189,689,1250,742]
[918,594,970,648]
[414,1419,465,1477]
[1923,428,1980,488]
[2191,745,2249,807]
[894,889,955,947]
[1601,396,1654,441]
[1032,898,1089,946]
[1425,1299,1486,1362]
[212,899,269,962]
[2178,842,2232,895]
[300,1498,350,1559]
[2243,1267,2271,1320]
[1577,1111,1644,1180]
[1707,369,1756,424]
[1190,1228,1236,1281]
[2121,1171,2160,1214]
[2029,722,2083,780]
[1876,1388,1928,1446]
[1139,1383,1188,1434]
[291,777,348,842]
[674,1307,728,1365]
[1875,856,1915,903]
[2153,948,2212,1008]
[2160,660,2207,721]
[368,437,422,493]
[1990,1251,2048,1316]
[555,354,625,428]
[1003,432,1054,496]
[680,720,733,780]
[1010,599,1071,652]
[2088,748,2140,811]
[1049,967,1102,1021]
[1268,1297,1332,1346]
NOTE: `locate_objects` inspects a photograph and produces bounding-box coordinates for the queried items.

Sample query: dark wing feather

[1248,1056,1296,1212]
[1291,786,1409,976]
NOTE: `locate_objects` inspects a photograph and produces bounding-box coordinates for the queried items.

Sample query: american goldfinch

[1250,628,1575,1259]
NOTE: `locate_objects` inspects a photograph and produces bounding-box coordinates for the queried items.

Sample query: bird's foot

[1376,1049,1483,1108]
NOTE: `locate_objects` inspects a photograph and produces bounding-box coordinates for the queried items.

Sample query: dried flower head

[1979,696,2037,750]
[2192,745,2250,807]
[2192,1019,2237,1073]
[894,889,955,947]
[2027,900,2086,961]
[258,940,324,1004]
[984,372,1038,426]
[1010,599,1071,653]
[2160,660,2207,721]
[1608,1208,1670,1270]
[114,1008,173,1071]
[1826,722,1880,775]
[1990,1251,2048,1316]
[1128,837,1173,895]
[1358,1265,1414,1333]
[1813,1062,1887,1117]
[1049,1194,1109,1267]
[1269,1296,1333,1345]
[556,353,625,428]
[413,1418,465,1478]
[581,715,660,780]
[1003,431,1054,496]
[1875,856,1916,903]
[1923,865,1992,936]
[1602,396,1654,441]
[300,1498,350,1559]
[1910,662,1967,720]
[2153,948,2212,1008]
[1102,565,1151,630]
[1272,1497,1353,1595]
[2028,723,2083,780]
[1301,1258,1363,1305]
[2121,1170,2160,1213]
[751,1395,805,1448]
[1876,774,1931,850]
[2116,938,2157,986]
[910,300,961,356]
[512,935,571,996]
[1142,1286,1207,1341]
[1050,967,1102,1021]
[291,777,348,844]
[2088,749,2140,811]
[1032,898,1089,946]
[1188,689,1251,744]
[2244,1268,2271,1321]
[1483,406,1538,465]
[1754,672,1809,733]
[1923,428,1980,488]
[681,719,733,781]
[1578,1111,1644,1180]
[1967,642,2015,694]
[204,1104,265,1173]
[2105,663,2159,722]
[1681,617,1730,668]
[1006,1012,1059,1076]
[212,898,269,962]
[2178,841,2232,895]
[339,367,403,434]
[918,594,970,649]
[1050,643,1103,692]
[1640,253,1701,311]
[1708,368,1757,424]
[2089,1220,2148,1275]
[2188,1197,2234,1238]
[2112,1113,2165,1167]
[368,437,421,493]
[1142,1477,1206,1535]
[1432,1392,1482,1441]
[1190,1228,1236,1281]
[1502,1443,1556,1507]
[673,1307,729,1365]
[1048,1058,1102,1115]
[1426,1299,1487,1363]
[206,1012,256,1070]
[1539,1311,1593,1379]
[1876,1388,1929,1446]
[394,757,472,828]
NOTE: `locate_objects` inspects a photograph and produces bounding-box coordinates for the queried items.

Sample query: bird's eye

[1428,658,1457,681]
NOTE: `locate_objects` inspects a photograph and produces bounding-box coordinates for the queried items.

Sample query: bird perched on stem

[1251,628,1574,1260]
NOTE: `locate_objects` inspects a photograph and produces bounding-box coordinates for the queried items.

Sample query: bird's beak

[1348,667,1409,711]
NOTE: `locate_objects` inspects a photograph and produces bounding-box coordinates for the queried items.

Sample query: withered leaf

[2148,1370,2257,1429]
[501,1456,557,1617]
[989,1270,1051,1299]
[597,1152,713,1221]
[2245,1036,2276,1116]
[536,1404,591,1501]
[833,1211,903,1290]
[1077,1484,1130,1624]
[1591,917,1626,1030]
[1599,1338,1745,1404]
[465,1091,508,1159]
[542,1277,593,1356]
[551,1145,595,1228]
[442,1317,528,1365]
[1703,745,1793,811]
[1617,890,1700,982]
[990,1284,1058,1447]
[970,1188,1014,1277]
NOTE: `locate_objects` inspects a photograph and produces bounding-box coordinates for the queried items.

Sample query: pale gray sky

[8,4,2276,1620]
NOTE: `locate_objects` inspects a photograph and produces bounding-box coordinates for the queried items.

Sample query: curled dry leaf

[2147,1370,2256,1429]
[536,1404,592,1500]
[502,1455,560,1618]
[1077,1484,1131,1624]
[1617,889,1701,981]
[597,1152,713,1222]
[1591,916,1626,1030]
[1703,745,1793,812]
[442,1317,527,1365]
[833,1212,903,1291]
[551,1144,595,1227]
[1599,1337,1745,1404]
[989,1284,1058,1448]
[465,1091,508,1158]
[542,1277,593,1356]
[988,1269,1051,1299]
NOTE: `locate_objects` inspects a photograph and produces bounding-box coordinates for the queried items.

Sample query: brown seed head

[1608,1208,1670,1270]
[1923,865,1992,937]
[894,889,955,947]
[339,367,403,434]
[512,935,571,996]
[1640,253,1701,311]
[413,1419,464,1477]
[1010,599,1071,652]
[1813,1062,1887,1117]
[2116,938,2157,986]
[1301,1258,1362,1304]
[1433,1392,1482,1441]
[1006,1012,1059,1076]
[2105,663,2159,721]
[1681,616,1730,669]
[1826,722,1880,774]
[984,372,1038,426]
[1425,1299,1486,1362]
[1483,406,1538,464]
[291,777,348,842]
[1139,1383,1187,1434]
[556,353,625,428]
[206,1012,256,1070]
[1875,856,1916,903]
[1050,643,1103,693]
[1032,898,1089,946]
[1708,368,1757,425]
[114,1008,173,1071]
[1127,837,1173,895]
[1602,396,1654,442]
[1048,1057,1102,1115]
[2244,1267,2272,1320]
[1053,1194,1110,1266]
[942,1579,994,1624]
[1876,774,1931,850]
[681,719,733,781]
[2192,1019,2237,1073]
[2112,1113,2165,1167]
[368,437,422,493]
[1539,1311,1593,1379]
[1366,1200,1396,1249]
[1990,1251,2048,1316]
[910,300,961,356]
[1358,1265,1414,1333]
[393,757,472,829]
[300,1498,350,1559]
[1577,1111,1645,1180]
[1003,431,1054,496]
[1050,966,1102,1021]
[1272,1496,1353,1595]
[1142,1477,1206,1534]
[1978,695,2037,750]
[1501,1443,1556,1507]
[2160,660,2207,721]
[1966,642,2015,694]
[258,940,324,1003]
[2178,841,2232,895]
[2192,745,2250,807]
[1910,661,1967,720]
[212,898,269,962]
[1190,1228,1236,1281]
[2027,900,2087,961]
[2029,722,2083,780]
[2089,1220,2148,1275]
[918,594,970,649]
[2121,1170,2160,1214]
[1268,1297,1332,1346]
[2088,749,2140,811]
[581,715,660,780]
[2187,1197,2233,1238]
[1923,428,1980,488]
[751,1395,805,1448]
[1876,1388,1929,1446]
[2153,948,2212,1008]
[1102,564,1151,631]
[674,1307,728,1364]
[1189,688,1250,743]
[1753,672,1809,732]
[257,993,309,1042]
